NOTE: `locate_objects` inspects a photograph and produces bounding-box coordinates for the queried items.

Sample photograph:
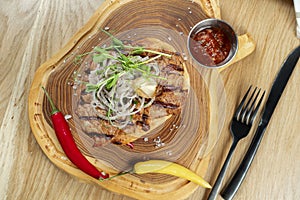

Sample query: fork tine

[241,87,258,123]
[240,87,265,125]
[235,86,252,120]
[244,87,261,124]
[249,90,265,124]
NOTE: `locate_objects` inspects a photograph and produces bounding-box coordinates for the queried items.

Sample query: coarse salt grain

[64,115,72,120]
[61,156,68,161]
[154,136,165,148]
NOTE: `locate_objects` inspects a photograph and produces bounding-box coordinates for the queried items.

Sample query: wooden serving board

[28,0,255,199]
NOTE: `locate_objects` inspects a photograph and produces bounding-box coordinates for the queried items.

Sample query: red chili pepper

[126,142,134,149]
[42,86,109,180]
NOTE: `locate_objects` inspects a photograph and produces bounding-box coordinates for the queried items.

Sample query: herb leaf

[102,29,124,49]
[93,54,107,63]
[131,47,145,55]
[75,30,172,93]
[86,83,100,93]
[106,73,119,90]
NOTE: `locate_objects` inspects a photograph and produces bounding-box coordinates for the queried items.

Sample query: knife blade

[221,45,300,200]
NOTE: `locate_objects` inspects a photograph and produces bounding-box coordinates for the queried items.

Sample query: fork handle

[207,140,238,200]
[221,124,267,200]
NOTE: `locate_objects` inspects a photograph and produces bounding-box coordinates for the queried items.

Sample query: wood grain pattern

[28,0,224,199]
[1,0,299,200]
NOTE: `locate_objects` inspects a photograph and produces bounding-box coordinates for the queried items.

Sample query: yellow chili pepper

[133,160,211,188]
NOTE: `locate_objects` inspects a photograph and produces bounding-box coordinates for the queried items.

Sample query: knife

[221,45,300,200]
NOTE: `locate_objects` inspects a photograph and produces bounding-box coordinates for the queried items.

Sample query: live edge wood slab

[28,0,254,199]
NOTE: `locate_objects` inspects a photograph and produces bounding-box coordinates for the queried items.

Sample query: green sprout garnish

[75,30,171,93]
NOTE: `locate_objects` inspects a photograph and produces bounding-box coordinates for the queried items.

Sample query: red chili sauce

[189,27,231,66]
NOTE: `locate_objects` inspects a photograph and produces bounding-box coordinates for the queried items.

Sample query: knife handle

[221,123,267,200]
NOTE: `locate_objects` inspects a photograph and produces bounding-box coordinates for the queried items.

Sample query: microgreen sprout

[74,30,171,93]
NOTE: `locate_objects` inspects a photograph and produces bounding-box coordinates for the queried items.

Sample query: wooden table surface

[1,0,299,199]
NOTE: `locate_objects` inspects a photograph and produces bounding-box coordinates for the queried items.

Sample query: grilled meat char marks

[76,51,188,146]
[154,54,188,115]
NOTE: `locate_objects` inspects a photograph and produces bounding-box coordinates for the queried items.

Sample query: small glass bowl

[187,18,238,69]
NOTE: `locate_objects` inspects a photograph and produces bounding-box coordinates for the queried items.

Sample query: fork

[207,86,265,200]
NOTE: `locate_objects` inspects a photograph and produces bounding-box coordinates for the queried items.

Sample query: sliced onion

[88,53,161,129]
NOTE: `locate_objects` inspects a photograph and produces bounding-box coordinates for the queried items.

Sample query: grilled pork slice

[75,45,190,146]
